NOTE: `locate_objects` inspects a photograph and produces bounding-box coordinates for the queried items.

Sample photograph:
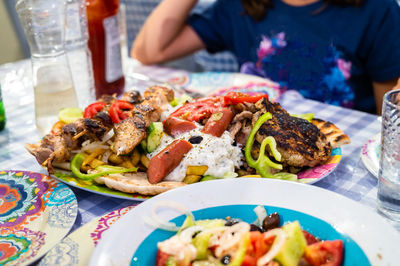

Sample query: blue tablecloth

[0,59,381,233]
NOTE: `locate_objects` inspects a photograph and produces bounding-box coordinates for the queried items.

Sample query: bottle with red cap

[86,0,125,98]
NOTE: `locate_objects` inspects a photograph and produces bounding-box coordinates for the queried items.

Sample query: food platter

[51,146,341,201]
[39,205,135,266]
[0,170,77,266]
[89,178,400,265]
[360,133,380,178]
[169,72,282,101]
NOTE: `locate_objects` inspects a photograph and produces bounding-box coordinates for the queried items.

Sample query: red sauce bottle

[86,0,125,98]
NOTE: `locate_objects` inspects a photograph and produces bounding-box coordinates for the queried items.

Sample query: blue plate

[132,204,369,266]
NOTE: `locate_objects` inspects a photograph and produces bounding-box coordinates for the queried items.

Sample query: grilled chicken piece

[254,99,332,168]
[121,90,142,104]
[26,112,114,174]
[113,86,174,155]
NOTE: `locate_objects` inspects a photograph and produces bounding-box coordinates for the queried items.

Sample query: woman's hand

[131,0,205,65]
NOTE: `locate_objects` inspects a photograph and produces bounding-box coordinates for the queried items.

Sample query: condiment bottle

[16,0,79,135]
[86,0,125,98]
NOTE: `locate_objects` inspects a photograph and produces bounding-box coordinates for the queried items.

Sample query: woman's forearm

[131,0,201,64]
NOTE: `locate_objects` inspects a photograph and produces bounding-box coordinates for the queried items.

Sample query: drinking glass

[16,0,79,135]
[377,89,400,229]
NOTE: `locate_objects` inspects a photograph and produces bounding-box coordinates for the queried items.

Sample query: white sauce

[148,127,243,182]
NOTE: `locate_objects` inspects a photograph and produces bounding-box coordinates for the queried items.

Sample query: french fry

[108,153,124,164]
[186,165,208,176]
[89,158,105,169]
[120,160,135,169]
[140,154,150,168]
[183,174,202,184]
[131,149,140,166]
[82,148,106,167]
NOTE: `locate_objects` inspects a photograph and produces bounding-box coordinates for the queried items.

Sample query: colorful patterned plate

[0,170,78,266]
[39,205,137,266]
[360,133,381,178]
[169,72,282,101]
[51,147,340,201]
[90,178,400,266]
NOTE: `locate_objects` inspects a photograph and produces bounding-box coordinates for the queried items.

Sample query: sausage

[202,107,234,137]
[147,139,193,184]
[163,116,196,137]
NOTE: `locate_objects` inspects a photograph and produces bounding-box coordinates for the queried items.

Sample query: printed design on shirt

[241,33,354,107]
[320,45,354,108]
[241,32,287,77]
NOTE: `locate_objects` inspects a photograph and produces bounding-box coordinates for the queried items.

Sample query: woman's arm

[131,0,206,65]
[373,78,400,115]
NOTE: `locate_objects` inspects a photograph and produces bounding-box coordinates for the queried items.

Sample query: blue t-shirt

[188,0,400,113]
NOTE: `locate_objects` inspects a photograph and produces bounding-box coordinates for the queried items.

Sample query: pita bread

[312,118,350,148]
[95,172,186,196]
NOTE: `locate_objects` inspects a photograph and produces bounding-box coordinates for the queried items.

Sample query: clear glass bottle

[65,0,95,107]
[16,0,79,135]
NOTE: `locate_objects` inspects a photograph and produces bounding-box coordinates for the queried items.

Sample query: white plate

[361,134,381,178]
[90,178,400,266]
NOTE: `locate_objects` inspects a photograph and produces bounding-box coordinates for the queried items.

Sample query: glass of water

[377,88,400,229]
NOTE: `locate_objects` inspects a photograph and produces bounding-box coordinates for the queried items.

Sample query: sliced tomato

[155,250,170,266]
[108,100,134,123]
[243,231,275,265]
[303,230,320,245]
[304,240,343,266]
[83,102,106,118]
[224,92,268,105]
[169,96,224,123]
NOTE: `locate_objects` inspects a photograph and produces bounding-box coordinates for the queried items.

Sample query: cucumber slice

[274,221,307,266]
[58,107,83,124]
[146,122,163,153]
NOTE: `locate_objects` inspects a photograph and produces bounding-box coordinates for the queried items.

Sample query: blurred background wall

[0,1,25,65]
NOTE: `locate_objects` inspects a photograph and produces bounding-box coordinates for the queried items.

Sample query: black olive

[262,212,280,231]
[225,218,241,226]
[221,255,231,265]
[188,136,203,144]
[250,224,264,232]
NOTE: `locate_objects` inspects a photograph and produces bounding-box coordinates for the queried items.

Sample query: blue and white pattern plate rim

[0,170,78,266]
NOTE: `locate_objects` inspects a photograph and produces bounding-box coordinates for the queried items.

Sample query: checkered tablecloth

[0,59,380,233]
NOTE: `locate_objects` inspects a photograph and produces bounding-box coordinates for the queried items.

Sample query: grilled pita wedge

[311,118,351,148]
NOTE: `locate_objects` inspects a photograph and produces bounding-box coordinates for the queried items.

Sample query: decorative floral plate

[169,72,282,101]
[39,205,137,266]
[90,178,400,265]
[360,134,381,178]
[0,170,78,266]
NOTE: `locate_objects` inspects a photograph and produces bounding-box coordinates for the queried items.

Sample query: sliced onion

[257,228,287,266]
[101,129,114,143]
[81,141,109,153]
[142,201,195,232]
[179,225,205,243]
[215,222,250,257]
[102,150,112,163]
[52,162,71,170]
[254,205,268,227]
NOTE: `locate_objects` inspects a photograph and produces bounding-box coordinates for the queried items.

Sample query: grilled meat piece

[121,90,142,104]
[113,86,174,155]
[113,116,147,155]
[26,134,70,174]
[26,112,114,174]
[254,99,332,168]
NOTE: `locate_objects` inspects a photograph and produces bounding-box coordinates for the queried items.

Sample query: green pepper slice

[244,113,297,180]
[70,153,138,181]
